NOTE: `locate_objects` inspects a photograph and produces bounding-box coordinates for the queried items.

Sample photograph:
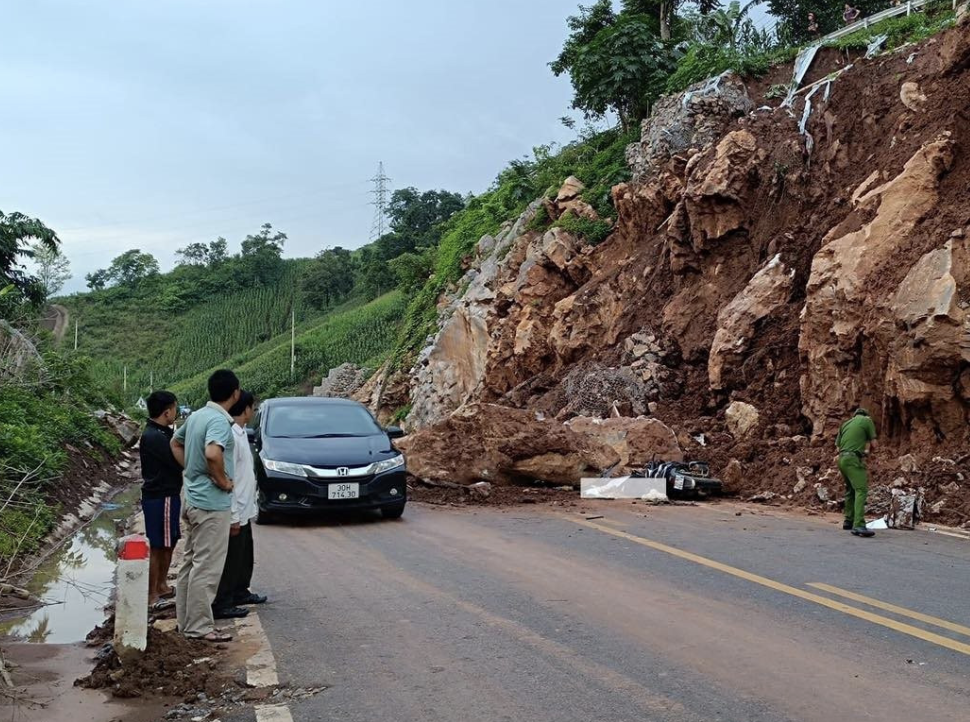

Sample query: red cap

[118,534,150,561]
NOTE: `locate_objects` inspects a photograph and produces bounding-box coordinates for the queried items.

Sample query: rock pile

[626,72,753,184]
[312,363,369,398]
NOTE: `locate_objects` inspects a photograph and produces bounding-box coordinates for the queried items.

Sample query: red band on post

[118,534,150,560]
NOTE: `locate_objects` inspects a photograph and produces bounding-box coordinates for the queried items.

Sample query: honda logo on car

[337,467,350,477]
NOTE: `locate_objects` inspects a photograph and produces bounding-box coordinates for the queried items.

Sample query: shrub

[553,213,614,246]
[666,43,796,95]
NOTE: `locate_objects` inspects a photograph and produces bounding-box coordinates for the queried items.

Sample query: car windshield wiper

[297,433,364,439]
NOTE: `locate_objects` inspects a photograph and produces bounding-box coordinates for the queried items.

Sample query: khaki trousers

[176,503,231,637]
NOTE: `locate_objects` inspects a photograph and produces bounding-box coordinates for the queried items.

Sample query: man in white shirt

[212,391,267,617]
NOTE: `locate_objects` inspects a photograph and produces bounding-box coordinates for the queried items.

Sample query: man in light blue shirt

[171,369,240,641]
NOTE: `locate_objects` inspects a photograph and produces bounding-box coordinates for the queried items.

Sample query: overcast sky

[2,0,588,293]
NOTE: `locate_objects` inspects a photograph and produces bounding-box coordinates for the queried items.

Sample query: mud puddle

[0,484,140,644]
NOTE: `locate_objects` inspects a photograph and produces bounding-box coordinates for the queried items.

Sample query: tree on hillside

[85,268,111,291]
[301,247,355,310]
[175,242,210,266]
[239,224,286,287]
[552,3,684,128]
[355,246,395,299]
[0,210,60,309]
[31,241,71,298]
[208,237,229,265]
[86,249,159,290]
[107,249,160,286]
[387,189,465,245]
[176,237,230,267]
[564,13,676,128]
[388,246,436,297]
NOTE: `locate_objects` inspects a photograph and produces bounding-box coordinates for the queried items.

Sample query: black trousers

[213,522,254,610]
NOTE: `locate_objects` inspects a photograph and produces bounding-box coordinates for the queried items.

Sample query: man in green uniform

[836,408,878,538]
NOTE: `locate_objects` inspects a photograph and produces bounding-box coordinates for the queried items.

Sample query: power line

[369,162,390,241]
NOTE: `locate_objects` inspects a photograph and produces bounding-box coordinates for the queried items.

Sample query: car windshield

[266,404,382,438]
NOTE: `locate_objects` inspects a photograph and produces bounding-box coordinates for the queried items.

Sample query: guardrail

[819,0,938,43]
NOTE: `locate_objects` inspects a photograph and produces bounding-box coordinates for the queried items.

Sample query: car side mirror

[385,426,405,440]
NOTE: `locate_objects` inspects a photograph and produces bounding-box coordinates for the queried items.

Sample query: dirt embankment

[397,20,970,527]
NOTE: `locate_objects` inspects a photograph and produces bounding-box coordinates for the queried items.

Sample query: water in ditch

[0,484,142,644]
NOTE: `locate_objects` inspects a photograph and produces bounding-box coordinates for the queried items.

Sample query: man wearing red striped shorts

[140,391,184,607]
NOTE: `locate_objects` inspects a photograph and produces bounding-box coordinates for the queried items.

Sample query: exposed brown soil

[51,444,134,519]
[594,25,970,526]
[76,618,237,701]
[404,23,970,527]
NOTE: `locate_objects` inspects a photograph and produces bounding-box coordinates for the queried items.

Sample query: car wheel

[381,502,406,520]
[255,507,276,525]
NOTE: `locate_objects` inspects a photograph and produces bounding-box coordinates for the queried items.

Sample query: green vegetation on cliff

[0,351,122,566]
[393,126,636,368]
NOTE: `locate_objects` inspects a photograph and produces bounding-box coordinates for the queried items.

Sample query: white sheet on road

[581,477,668,500]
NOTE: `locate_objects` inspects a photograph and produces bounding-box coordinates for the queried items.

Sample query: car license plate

[328,483,359,500]
[673,476,685,490]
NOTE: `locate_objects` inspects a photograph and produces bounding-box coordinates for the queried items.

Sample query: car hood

[259,434,397,468]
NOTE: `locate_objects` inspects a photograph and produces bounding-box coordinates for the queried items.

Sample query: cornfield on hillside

[171,292,405,406]
[71,265,311,402]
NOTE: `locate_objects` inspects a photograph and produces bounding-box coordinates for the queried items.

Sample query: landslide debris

[76,621,235,701]
[394,23,970,526]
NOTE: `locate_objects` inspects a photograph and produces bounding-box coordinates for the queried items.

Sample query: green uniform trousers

[838,453,868,528]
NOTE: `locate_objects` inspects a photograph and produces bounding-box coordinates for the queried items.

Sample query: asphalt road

[231,501,970,722]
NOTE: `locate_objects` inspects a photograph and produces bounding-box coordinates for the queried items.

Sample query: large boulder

[709,255,794,390]
[725,401,760,439]
[884,238,970,440]
[408,201,544,429]
[674,130,766,258]
[398,403,620,486]
[566,416,683,470]
[799,138,956,437]
[95,411,141,448]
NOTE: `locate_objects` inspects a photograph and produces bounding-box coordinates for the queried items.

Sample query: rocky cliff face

[399,20,970,525]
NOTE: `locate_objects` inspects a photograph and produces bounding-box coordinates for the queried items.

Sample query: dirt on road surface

[229,500,970,722]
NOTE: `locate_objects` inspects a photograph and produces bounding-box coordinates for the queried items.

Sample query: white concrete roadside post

[114,533,150,658]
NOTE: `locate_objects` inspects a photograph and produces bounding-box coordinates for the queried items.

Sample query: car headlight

[369,454,405,475]
[261,457,308,477]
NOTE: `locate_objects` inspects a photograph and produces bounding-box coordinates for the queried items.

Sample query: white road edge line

[235,611,280,687]
[236,610,294,720]
[255,704,294,722]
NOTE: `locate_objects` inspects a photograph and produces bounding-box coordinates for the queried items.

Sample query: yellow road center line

[569,517,970,657]
[808,583,970,638]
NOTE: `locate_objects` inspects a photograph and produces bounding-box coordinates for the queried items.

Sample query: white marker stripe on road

[235,611,280,687]
[255,704,294,722]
